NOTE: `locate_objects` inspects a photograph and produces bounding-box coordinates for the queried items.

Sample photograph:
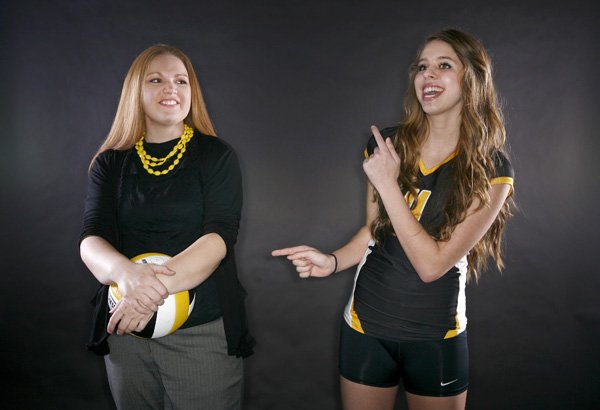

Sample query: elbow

[79,236,93,263]
[416,273,441,284]
[410,247,453,283]
[414,264,447,283]
[203,231,232,258]
[207,233,228,260]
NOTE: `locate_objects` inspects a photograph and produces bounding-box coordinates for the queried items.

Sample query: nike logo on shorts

[440,379,458,387]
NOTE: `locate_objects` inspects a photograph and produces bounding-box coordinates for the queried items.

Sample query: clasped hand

[362,125,401,192]
[108,298,154,335]
[107,261,175,335]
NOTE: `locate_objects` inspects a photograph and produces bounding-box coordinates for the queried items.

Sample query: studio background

[1,0,598,409]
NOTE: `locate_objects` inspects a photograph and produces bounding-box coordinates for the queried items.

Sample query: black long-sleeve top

[80,131,254,357]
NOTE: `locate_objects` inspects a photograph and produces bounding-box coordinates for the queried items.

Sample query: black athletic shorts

[339,320,468,397]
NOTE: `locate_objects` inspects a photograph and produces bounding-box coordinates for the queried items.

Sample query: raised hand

[272,246,336,278]
[362,125,401,192]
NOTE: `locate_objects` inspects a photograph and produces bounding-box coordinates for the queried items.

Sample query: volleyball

[107,252,195,339]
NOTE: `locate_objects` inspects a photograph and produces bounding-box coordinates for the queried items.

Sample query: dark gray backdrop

[1,0,598,409]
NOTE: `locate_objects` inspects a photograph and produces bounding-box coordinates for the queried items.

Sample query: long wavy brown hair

[90,44,216,167]
[371,29,514,282]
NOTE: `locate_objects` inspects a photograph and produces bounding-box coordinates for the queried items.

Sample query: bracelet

[329,253,338,274]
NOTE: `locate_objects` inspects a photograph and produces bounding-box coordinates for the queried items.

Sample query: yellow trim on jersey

[349,300,365,333]
[363,148,369,159]
[491,176,513,186]
[491,176,514,196]
[419,149,460,176]
[444,314,460,339]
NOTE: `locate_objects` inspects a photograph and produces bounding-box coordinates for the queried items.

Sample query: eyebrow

[145,71,189,77]
[417,56,459,64]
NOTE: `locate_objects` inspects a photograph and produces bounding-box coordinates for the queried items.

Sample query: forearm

[378,182,510,282]
[81,235,175,312]
[331,225,372,272]
[161,233,227,293]
[80,235,134,285]
[377,184,447,282]
[331,180,377,273]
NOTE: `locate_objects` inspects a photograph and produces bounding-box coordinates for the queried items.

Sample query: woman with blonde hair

[80,44,253,409]
[273,29,514,410]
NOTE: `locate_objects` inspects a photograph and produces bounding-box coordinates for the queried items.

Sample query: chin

[152,117,186,127]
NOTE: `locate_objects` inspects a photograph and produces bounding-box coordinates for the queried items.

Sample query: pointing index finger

[272,245,312,257]
[371,125,390,155]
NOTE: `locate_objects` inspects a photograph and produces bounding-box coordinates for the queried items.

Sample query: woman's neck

[420,114,461,167]
[144,122,185,143]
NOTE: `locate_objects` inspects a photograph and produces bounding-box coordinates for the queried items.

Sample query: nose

[423,66,437,78]
[163,82,178,94]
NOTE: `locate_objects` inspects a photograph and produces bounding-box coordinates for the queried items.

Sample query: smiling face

[141,53,191,133]
[414,40,464,118]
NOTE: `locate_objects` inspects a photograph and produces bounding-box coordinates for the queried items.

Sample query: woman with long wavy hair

[80,44,253,409]
[273,29,514,410]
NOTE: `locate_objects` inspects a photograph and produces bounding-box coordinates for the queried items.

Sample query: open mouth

[159,99,179,106]
[422,85,444,100]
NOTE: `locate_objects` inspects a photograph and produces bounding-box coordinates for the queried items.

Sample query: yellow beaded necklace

[135,124,194,176]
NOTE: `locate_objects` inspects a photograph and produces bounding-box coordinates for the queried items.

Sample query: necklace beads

[135,124,194,176]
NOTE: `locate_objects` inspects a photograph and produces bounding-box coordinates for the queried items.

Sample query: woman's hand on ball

[114,261,175,313]
[108,298,154,335]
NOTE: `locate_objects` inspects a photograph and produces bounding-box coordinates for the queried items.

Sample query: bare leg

[340,376,398,410]
[405,390,467,410]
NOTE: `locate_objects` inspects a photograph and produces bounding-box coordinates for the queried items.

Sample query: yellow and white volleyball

[107,252,195,339]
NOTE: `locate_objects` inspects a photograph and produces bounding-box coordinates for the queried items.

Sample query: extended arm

[328,182,378,272]
[272,180,377,277]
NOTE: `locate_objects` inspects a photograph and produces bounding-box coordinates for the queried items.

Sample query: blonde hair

[90,44,216,166]
[371,29,514,282]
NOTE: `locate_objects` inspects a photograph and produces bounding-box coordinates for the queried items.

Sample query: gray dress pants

[105,318,243,410]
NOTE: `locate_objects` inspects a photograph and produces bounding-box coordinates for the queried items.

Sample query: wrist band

[329,253,338,274]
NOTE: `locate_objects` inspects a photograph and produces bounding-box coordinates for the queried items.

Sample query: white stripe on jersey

[444,255,468,339]
[343,241,374,333]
